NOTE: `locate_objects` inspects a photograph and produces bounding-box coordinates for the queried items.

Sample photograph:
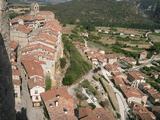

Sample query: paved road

[101,66,129,120]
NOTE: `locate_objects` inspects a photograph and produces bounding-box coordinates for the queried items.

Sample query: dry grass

[116,27,145,35]
[99,36,116,45]
[100,78,119,111]
[62,24,76,34]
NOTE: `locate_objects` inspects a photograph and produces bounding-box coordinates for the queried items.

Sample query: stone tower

[30,2,39,15]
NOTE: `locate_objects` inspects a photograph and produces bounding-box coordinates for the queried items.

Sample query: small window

[35,96,39,100]
[35,90,38,94]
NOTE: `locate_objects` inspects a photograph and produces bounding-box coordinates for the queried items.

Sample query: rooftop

[21,56,44,78]
[41,87,77,120]
[132,103,156,120]
[15,24,32,34]
[78,107,115,120]
[128,70,144,80]
[120,85,146,99]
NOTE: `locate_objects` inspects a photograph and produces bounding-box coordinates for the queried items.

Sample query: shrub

[45,75,51,91]
[60,57,66,69]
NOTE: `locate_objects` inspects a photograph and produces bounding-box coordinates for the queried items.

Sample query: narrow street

[16,48,45,120]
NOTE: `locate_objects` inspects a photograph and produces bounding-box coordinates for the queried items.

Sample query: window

[35,90,38,94]
[35,96,39,100]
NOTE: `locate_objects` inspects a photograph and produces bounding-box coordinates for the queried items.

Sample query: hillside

[8,0,70,4]
[41,0,160,29]
[138,0,160,23]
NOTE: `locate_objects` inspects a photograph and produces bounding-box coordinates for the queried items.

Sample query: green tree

[45,75,51,91]
[60,57,66,69]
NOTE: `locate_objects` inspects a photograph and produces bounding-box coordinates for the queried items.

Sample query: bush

[45,75,51,91]
[80,80,97,95]
[60,57,66,69]
[88,103,96,109]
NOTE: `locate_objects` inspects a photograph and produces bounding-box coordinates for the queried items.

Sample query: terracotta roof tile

[79,107,115,120]
[21,56,44,78]
[132,103,156,120]
[15,24,32,34]
[41,87,77,120]
[28,76,45,89]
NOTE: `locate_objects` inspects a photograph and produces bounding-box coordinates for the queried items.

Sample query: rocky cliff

[0,0,16,120]
[0,34,16,120]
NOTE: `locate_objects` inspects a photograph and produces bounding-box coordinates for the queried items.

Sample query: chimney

[63,108,68,114]
[55,100,58,107]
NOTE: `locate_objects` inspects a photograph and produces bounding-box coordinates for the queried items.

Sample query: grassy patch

[80,80,97,95]
[60,57,66,69]
[62,35,92,85]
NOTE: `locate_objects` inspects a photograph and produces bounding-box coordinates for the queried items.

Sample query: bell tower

[30,2,40,15]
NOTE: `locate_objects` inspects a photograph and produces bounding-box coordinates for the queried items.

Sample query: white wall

[30,86,45,102]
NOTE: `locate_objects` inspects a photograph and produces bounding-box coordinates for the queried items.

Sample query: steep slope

[137,0,160,23]
[41,0,160,29]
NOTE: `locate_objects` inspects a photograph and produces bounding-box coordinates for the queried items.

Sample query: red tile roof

[21,56,44,78]
[104,63,120,72]
[120,85,146,99]
[113,75,126,86]
[132,103,156,120]
[28,76,45,89]
[41,87,77,120]
[44,20,62,32]
[22,43,55,53]
[79,107,115,120]
[15,24,32,34]
[128,70,144,80]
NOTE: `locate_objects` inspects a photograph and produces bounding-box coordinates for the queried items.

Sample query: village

[8,2,160,120]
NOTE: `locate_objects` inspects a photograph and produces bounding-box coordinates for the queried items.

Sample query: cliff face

[0,34,16,120]
[0,0,16,120]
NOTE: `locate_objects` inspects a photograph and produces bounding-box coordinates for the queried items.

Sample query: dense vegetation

[139,0,160,23]
[41,0,160,29]
[62,35,92,85]
[59,57,66,69]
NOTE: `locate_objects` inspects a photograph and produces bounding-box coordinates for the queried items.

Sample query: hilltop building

[41,87,77,120]
[10,3,63,106]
